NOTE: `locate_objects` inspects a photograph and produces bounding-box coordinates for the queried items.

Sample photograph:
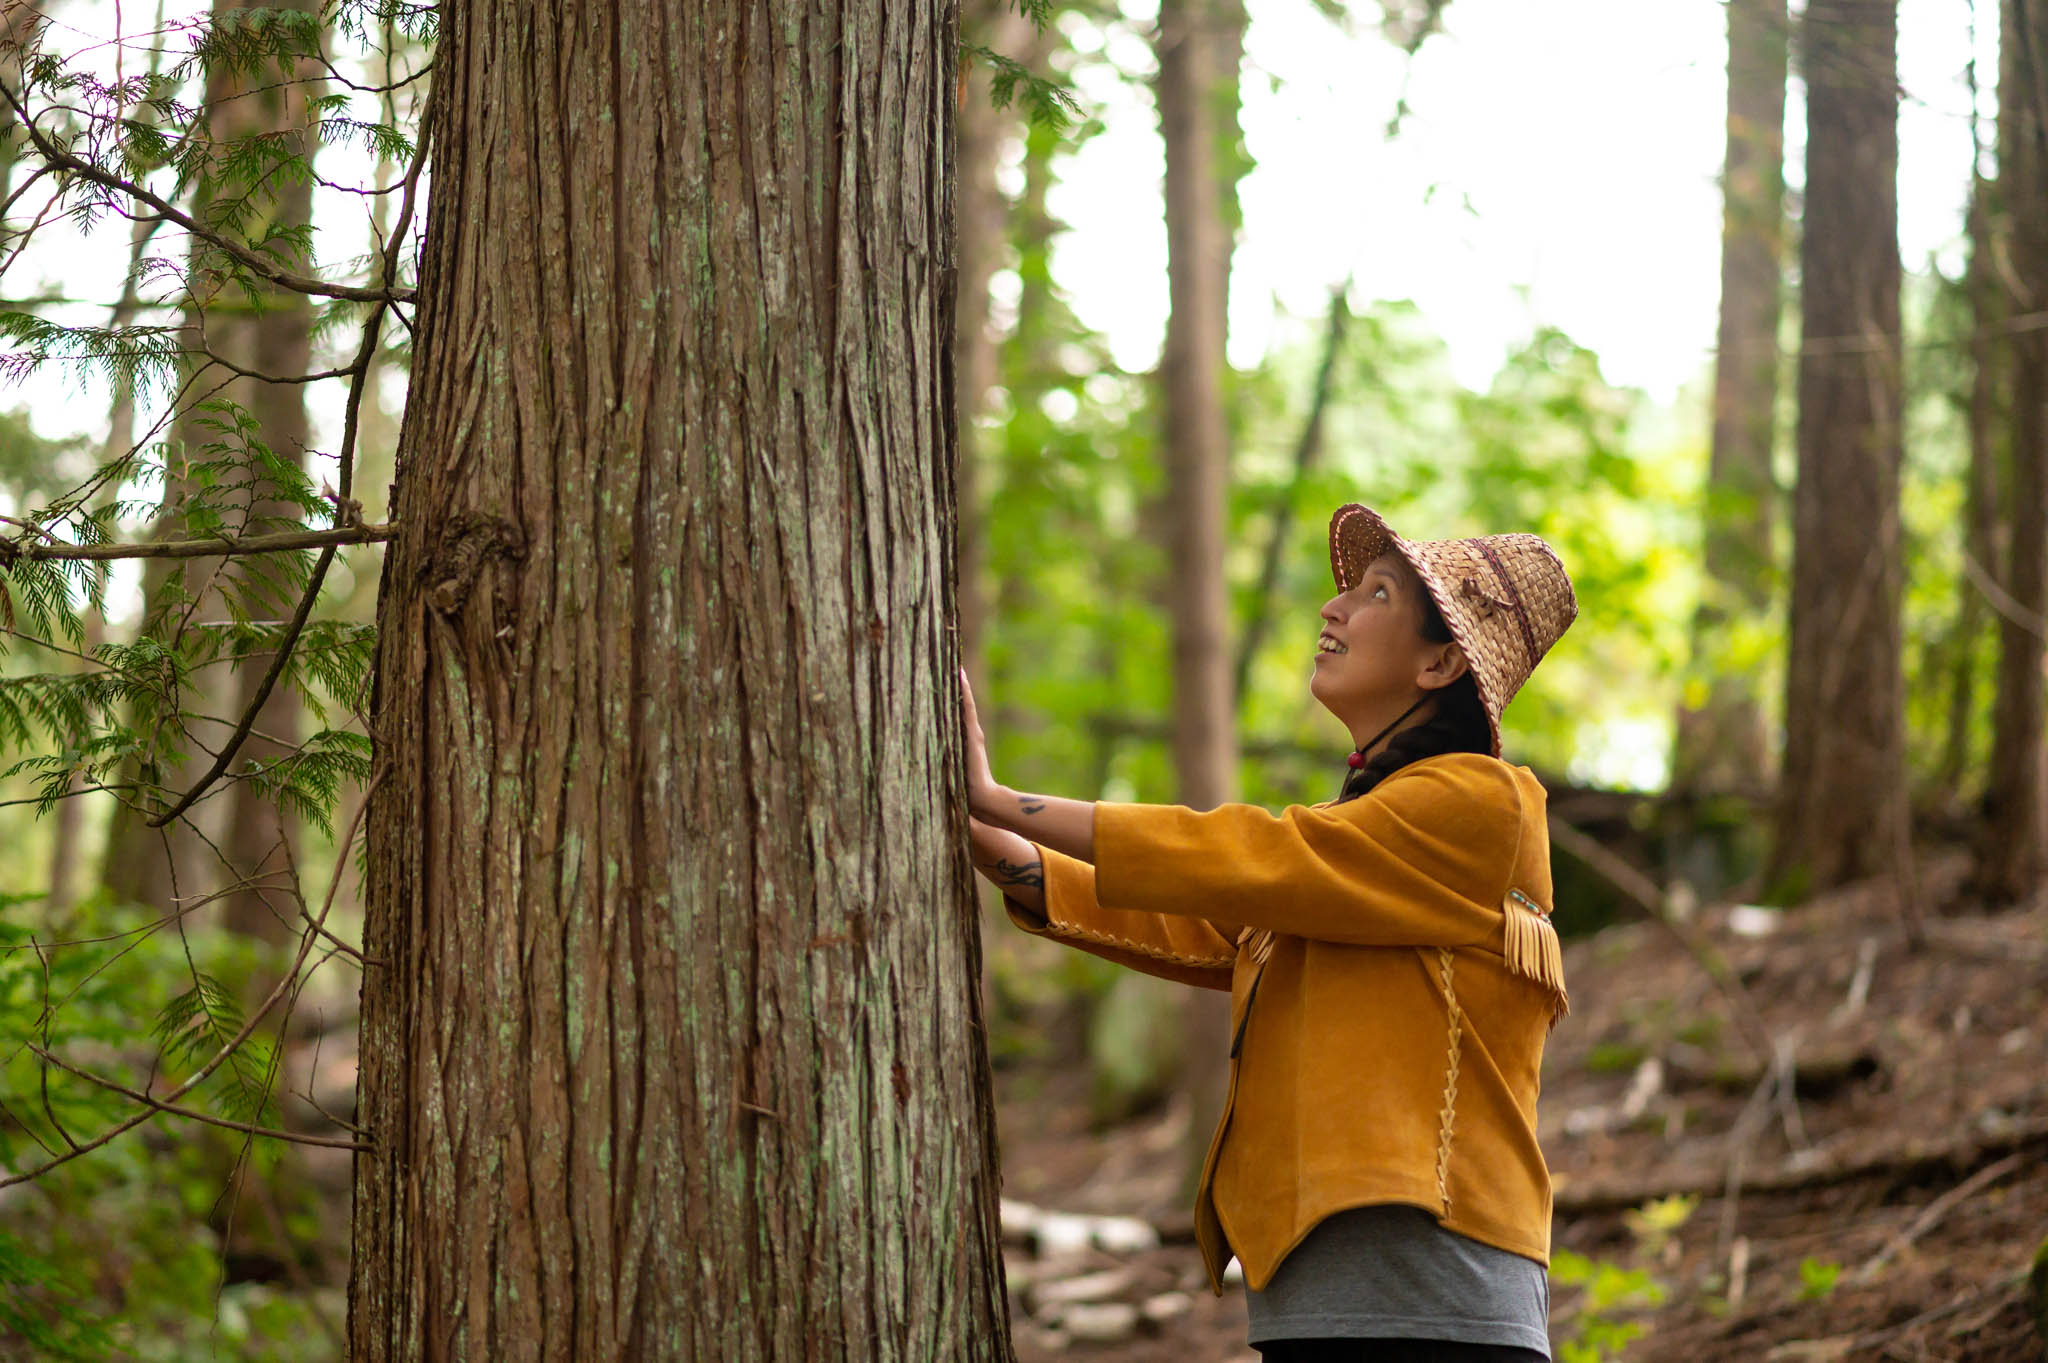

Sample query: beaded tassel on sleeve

[1501,887,1569,1027]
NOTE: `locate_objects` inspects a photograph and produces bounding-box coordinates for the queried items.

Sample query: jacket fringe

[1502,887,1569,1028]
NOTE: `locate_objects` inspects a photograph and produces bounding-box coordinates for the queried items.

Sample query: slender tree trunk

[100,0,319,922]
[1674,0,1786,798]
[347,3,1011,1358]
[955,1,1034,696]
[1942,162,2005,796]
[213,0,319,946]
[1973,0,2048,904]
[1156,0,1242,1197]
[1771,0,1909,902]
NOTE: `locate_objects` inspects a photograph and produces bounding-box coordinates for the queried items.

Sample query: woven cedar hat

[1329,504,1578,760]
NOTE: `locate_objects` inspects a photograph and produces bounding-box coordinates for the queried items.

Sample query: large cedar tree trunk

[1674,0,1785,799]
[346,3,1012,1358]
[1156,0,1242,1192]
[1771,0,1910,900]
[1972,0,2048,903]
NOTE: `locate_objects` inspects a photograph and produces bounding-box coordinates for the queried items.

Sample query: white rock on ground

[1029,1268,1137,1313]
[1060,1301,1141,1344]
[1140,1291,1193,1324]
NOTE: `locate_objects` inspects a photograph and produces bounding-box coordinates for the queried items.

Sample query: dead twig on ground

[1848,1150,2026,1285]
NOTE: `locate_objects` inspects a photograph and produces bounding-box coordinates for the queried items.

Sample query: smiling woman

[1311,547,1489,785]
[962,503,1580,1362]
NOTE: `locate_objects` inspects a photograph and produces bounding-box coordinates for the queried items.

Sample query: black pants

[1255,1341,1549,1363]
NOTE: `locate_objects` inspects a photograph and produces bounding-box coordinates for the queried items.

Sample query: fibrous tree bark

[1771,0,1911,903]
[1674,0,1786,799]
[347,3,1012,1359]
[1971,0,2048,904]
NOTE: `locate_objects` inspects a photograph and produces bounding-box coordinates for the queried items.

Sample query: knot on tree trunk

[427,512,525,617]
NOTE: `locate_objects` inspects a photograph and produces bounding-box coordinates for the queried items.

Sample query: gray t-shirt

[1242,1203,1552,1357]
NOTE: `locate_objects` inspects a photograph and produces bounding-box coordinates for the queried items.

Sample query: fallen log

[1552,1113,2048,1216]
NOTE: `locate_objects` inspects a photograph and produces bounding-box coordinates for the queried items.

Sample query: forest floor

[992,848,2048,1362]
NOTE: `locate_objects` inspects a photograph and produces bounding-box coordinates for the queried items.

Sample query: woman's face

[1308,551,1467,727]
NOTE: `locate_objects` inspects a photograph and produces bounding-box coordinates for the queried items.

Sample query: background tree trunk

[1771,0,1909,902]
[1972,0,2048,904]
[1674,0,1785,807]
[955,1,1037,698]
[1941,155,2006,799]
[1156,0,1243,1198]
[347,3,1012,1358]
[99,0,319,933]
[211,0,319,948]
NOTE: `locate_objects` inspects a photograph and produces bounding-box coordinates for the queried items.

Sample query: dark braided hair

[1335,568,1494,803]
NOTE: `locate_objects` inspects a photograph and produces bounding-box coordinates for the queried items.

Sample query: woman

[963,503,1578,1363]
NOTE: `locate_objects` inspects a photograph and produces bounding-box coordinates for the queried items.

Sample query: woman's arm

[970,817,1236,991]
[969,816,1045,915]
[959,674,1235,990]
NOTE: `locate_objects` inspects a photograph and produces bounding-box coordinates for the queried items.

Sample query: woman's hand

[959,669,1097,861]
[960,669,1006,820]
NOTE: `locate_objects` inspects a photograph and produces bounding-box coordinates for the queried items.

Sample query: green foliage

[1586,1040,1647,1074]
[1551,1248,1667,1362]
[0,887,349,1357]
[0,396,377,834]
[1623,1193,1696,1256]
[966,44,1085,129]
[0,3,411,1347]
[1796,1256,1842,1302]
[0,1229,118,1361]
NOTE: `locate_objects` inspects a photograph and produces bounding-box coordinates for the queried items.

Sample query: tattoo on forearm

[989,857,1044,889]
[1018,795,1045,815]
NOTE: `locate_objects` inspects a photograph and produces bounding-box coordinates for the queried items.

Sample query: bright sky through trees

[10,1,1993,435]
[1046,0,1989,399]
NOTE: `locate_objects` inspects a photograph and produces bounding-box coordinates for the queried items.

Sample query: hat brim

[1329,503,1399,593]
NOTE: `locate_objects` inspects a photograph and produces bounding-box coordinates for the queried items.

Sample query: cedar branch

[3,521,395,561]
[28,1042,369,1151]
[0,75,413,306]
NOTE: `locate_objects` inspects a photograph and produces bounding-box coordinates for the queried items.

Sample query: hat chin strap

[1350,689,1434,766]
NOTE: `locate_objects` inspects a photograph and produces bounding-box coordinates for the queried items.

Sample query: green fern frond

[0,314,185,404]
[963,44,1084,129]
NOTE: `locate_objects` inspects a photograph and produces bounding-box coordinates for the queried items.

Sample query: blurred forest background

[0,0,2041,1357]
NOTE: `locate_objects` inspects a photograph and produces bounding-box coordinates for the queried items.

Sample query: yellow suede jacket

[1004,751,1568,1296]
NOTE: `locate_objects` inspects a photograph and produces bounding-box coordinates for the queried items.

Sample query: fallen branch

[1665,1042,1881,1100]
[1768,1264,2034,1360]
[1849,1150,2025,1284]
[1554,1115,2048,1215]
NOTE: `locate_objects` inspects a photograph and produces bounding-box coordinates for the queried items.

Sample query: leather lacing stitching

[1435,946,1464,1213]
[1053,923,1235,970]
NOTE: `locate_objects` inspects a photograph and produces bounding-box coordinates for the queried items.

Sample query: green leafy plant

[1551,1248,1668,1363]
[1797,1256,1842,1302]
